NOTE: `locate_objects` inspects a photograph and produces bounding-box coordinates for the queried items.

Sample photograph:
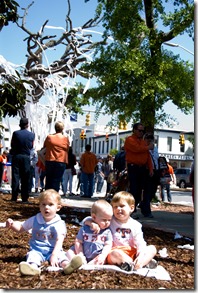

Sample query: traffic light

[80,130,85,140]
[179,134,182,145]
[85,113,91,126]
[118,121,123,129]
[181,134,185,145]
[105,133,109,142]
[122,121,127,130]
[119,120,127,130]
[179,134,185,145]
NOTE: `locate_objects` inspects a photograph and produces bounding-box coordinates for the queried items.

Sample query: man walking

[10,118,35,203]
[124,122,154,214]
[80,144,98,198]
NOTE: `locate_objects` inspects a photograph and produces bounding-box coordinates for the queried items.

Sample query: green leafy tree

[0,71,31,117]
[109,148,118,156]
[60,82,92,115]
[81,0,194,132]
[0,0,19,31]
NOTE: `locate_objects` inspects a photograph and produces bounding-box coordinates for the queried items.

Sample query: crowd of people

[0,119,193,277]
[0,119,181,209]
[0,119,120,200]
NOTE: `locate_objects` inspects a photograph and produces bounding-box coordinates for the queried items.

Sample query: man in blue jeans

[95,157,105,193]
[10,118,35,203]
[160,159,175,202]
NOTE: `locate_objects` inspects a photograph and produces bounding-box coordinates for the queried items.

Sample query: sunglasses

[137,129,144,132]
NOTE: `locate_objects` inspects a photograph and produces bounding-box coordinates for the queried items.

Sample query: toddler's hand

[90,222,100,234]
[88,254,105,265]
[50,254,59,267]
[6,218,14,228]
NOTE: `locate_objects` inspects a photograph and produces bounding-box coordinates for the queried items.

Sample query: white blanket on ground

[47,264,171,281]
[80,264,171,281]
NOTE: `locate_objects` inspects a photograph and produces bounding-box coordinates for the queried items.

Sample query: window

[180,144,185,153]
[98,141,101,154]
[119,138,123,148]
[106,141,109,153]
[94,141,97,154]
[167,137,172,152]
[110,139,113,150]
[80,140,84,152]
[102,141,104,153]
[154,135,159,148]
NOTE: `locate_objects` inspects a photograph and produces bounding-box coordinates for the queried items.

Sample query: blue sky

[0,0,194,131]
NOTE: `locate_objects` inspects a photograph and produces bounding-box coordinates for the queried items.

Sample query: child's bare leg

[60,249,76,268]
[61,249,83,275]
[134,245,157,269]
[107,249,133,266]
[66,249,76,261]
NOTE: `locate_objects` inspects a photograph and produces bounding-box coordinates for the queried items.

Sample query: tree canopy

[0,0,194,133]
[81,0,194,131]
[0,0,19,31]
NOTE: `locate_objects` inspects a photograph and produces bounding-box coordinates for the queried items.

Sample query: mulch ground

[0,193,194,289]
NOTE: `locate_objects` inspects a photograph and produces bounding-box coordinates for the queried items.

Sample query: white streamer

[0,222,6,228]
[0,23,101,147]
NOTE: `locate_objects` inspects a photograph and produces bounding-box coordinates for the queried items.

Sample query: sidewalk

[136,206,194,239]
[61,195,194,239]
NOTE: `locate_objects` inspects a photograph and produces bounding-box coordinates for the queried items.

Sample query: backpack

[113,150,126,172]
[158,156,171,184]
[158,156,169,170]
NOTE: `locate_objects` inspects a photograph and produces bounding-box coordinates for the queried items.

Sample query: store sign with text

[159,154,193,161]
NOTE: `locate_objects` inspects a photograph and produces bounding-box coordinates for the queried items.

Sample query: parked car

[174,168,192,188]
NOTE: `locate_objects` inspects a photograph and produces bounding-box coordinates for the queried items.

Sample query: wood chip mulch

[0,193,194,289]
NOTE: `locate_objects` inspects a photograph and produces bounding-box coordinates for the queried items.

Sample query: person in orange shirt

[80,144,98,198]
[35,157,46,192]
[0,150,8,187]
[44,121,69,192]
[124,122,154,215]
[160,158,175,203]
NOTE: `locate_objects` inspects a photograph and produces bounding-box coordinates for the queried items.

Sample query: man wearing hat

[10,118,35,203]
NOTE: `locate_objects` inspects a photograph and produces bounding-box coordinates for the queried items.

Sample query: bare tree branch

[16,0,103,101]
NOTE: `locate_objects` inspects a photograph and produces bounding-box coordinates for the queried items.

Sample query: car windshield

[174,169,190,174]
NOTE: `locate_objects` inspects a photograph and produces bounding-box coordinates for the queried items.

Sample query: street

[155,188,193,206]
[0,175,193,207]
[72,175,193,207]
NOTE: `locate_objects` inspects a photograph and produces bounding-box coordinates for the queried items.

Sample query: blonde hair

[39,189,62,205]
[111,191,135,206]
[91,199,112,215]
[55,121,64,133]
